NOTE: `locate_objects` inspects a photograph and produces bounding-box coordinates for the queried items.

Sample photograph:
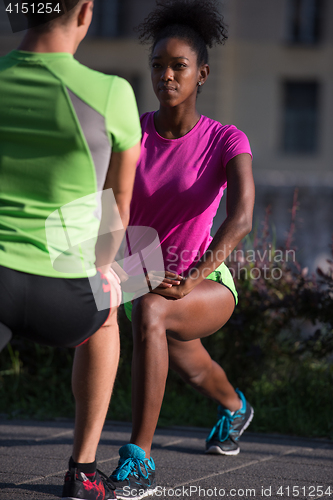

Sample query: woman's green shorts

[123,262,237,322]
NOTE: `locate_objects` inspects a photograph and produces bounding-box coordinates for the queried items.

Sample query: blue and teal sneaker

[205,389,254,455]
[110,444,157,499]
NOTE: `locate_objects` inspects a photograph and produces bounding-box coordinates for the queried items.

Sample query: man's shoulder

[67,60,132,88]
[63,59,130,89]
[51,58,127,113]
[53,57,116,86]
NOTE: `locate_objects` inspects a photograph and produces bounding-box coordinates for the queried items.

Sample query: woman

[111,1,255,498]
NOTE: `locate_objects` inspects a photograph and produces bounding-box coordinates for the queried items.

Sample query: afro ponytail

[137,0,228,65]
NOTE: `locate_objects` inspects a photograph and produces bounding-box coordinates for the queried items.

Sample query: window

[88,0,122,38]
[286,0,323,44]
[282,82,319,153]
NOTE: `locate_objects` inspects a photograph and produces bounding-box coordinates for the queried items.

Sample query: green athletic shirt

[0,50,141,278]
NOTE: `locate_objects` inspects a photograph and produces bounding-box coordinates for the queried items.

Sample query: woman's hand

[122,270,184,293]
[151,278,192,300]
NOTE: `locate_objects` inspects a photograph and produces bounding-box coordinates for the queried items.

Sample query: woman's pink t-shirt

[128,112,252,276]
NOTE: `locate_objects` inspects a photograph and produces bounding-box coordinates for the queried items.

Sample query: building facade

[1,0,332,269]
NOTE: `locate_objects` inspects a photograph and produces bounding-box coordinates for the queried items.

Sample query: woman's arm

[153,152,255,299]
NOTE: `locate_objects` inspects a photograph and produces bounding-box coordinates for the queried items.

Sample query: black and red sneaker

[62,467,116,500]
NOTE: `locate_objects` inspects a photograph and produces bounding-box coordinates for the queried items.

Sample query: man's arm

[95,141,141,275]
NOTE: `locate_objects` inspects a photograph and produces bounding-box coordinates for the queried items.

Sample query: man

[0,1,141,498]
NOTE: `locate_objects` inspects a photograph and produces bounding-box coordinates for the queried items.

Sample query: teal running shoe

[205,389,254,455]
[110,444,157,499]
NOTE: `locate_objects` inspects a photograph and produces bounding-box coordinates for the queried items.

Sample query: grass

[157,361,333,439]
[241,362,333,438]
[0,342,75,420]
[1,339,332,439]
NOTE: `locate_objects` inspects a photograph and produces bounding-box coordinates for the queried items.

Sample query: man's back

[0,50,140,278]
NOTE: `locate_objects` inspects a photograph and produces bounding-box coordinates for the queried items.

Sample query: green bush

[0,342,75,419]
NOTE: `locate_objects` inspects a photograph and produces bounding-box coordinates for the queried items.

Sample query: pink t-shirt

[128,112,252,276]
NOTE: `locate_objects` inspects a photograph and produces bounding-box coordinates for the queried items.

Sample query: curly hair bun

[137,0,228,49]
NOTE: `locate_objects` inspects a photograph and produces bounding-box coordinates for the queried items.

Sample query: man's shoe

[62,468,116,499]
[110,444,157,500]
[205,389,254,455]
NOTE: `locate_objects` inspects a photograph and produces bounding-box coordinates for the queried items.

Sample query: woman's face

[151,37,208,108]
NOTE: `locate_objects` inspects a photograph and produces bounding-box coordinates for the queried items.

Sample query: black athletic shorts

[0,265,111,349]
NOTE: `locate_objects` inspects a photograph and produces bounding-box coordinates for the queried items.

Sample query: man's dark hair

[26,0,87,31]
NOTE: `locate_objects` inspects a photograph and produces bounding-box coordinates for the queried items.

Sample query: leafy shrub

[201,190,333,387]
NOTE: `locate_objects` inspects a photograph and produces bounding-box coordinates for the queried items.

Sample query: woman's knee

[132,293,167,340]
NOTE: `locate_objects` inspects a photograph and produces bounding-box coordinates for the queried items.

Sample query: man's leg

[71,305,120,463]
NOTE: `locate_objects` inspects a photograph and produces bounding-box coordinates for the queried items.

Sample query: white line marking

[172,448,298,488]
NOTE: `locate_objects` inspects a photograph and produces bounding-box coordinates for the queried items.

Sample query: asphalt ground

[0,420,332,500]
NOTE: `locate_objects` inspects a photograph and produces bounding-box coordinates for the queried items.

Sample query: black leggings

[0,265,110,350]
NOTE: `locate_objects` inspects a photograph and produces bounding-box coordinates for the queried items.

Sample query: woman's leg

[130,280,235,457]
[167,337,241,411]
